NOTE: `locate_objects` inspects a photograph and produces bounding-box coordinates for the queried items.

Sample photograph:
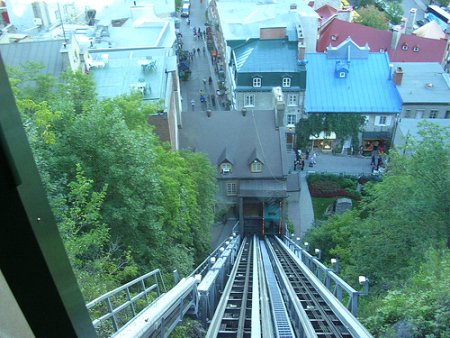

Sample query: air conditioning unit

[33,18,43,26]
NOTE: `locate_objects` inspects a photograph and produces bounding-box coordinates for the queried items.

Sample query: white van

[181,3,190,17]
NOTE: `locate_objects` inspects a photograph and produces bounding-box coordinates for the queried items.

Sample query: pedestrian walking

[198,27,201,36]
[203,46,206,55]
[197,47,200,54]
[211,94,216,106]
[203,78,207,86]
[191,99,195,110]
[208,76,212,85]
[300,159,305,171]
[187,18,190,26]
[192,48,196,55]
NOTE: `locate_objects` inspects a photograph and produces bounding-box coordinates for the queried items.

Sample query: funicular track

[266,236,353,338]
[206,236,254,337]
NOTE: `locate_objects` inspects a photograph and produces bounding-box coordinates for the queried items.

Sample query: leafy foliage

[10,68,217,301]
[384,1,404,25]
[305,122,450,335]
[355,5,389,30]
[296,114,365,151]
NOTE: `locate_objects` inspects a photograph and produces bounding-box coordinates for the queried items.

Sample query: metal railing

[283,236,368,317]
[189,221,239,278]
[86,269,166,336]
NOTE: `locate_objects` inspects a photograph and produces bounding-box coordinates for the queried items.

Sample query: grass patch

[312,197,336,220]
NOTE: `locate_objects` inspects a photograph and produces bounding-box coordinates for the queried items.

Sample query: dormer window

[253,77,261,88]
[401,44,408,51]
[413,46,420,52]
[220,162,232,174]
[331,34,337,41]
[282,77,291,87]
[250,160,263,173]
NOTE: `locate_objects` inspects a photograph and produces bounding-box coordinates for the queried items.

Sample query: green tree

[355,5,389,30]
[296,114,365,151]
[384,1,404,25]
[52,164,137,301]
[364,248,450,337]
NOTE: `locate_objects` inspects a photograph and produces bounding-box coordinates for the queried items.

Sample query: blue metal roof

[304,52,402,113]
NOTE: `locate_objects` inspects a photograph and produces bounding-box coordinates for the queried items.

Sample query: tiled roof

[0,39,66,77]
[305,49,402,113]
[317,18,448,63]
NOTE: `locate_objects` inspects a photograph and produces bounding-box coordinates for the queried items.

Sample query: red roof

[389,34,448,63]
[317,18,447,63]
[316,4,337,22]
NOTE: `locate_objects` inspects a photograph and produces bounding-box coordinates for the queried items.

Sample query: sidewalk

[287,150,373,240]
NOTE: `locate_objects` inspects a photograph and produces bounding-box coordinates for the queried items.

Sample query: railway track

[207,236,372,338]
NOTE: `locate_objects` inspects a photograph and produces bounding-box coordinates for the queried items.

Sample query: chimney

[298,42,306,62]
[391,28,401,50]
[405,8,417,34]
[393,67,403,85]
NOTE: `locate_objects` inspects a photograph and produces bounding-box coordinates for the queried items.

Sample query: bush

[307,174,361,199]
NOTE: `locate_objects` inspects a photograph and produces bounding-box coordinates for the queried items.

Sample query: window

[339,71,346,78]
[250,161,263,173]
[375,115,391,126]
[226,182,237,195]
[244,94,255,107]
[401,44,408,51]
[429,110,438,119]
[287,94,297,106]
[287,114,297,125]
[404,109,411,118]
[220,162,232,174]
[413,46,420,52]
[253,77,261,87]
[282,77,291,87]
[363,115,370,125]
[415,110,424,119]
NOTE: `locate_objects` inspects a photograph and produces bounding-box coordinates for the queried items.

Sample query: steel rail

[251,236,262,338]
[206,236,254,337]
[271,236,372,338]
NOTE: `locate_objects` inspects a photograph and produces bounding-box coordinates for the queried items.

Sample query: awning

[362,131,391,140]
[238,180,287,198]
[309,131,336,140]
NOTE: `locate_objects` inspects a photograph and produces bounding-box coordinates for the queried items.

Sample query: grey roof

[217,1,318,53]
[0,39,66,77]
[180,109,288,180]
[393,62,450,105]
[397,118,450,140]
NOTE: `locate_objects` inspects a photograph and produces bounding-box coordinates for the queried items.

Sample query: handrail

[283,236,368,317]
[86,269,166,335]
[189,221,239,278]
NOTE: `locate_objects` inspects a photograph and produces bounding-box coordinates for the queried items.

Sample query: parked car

[181,4,190,17]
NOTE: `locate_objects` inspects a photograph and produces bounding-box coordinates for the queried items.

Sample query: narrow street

[178,0,222,113]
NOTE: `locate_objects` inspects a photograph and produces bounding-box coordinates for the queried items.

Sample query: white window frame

[287,94,298,106]
[287,114,297,125]
[244,94,255,107]
[282,77,291,88]
[226,181,237,195]
[250,161,263,173]
[252,77,261,88]
[374,115,391,126]
[429,110,438,119]
[220,162,232,174]
[339,71,346,78]
[415,110,424,119]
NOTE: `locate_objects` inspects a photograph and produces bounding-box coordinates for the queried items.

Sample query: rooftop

[318,18,448,63]
[393,62,450,104]
[216,1,318,52]
[234,39,301,73]
[179,109,288,179]
[0,39,66,77]
[89,48,175,101]
[305,41,402,113]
